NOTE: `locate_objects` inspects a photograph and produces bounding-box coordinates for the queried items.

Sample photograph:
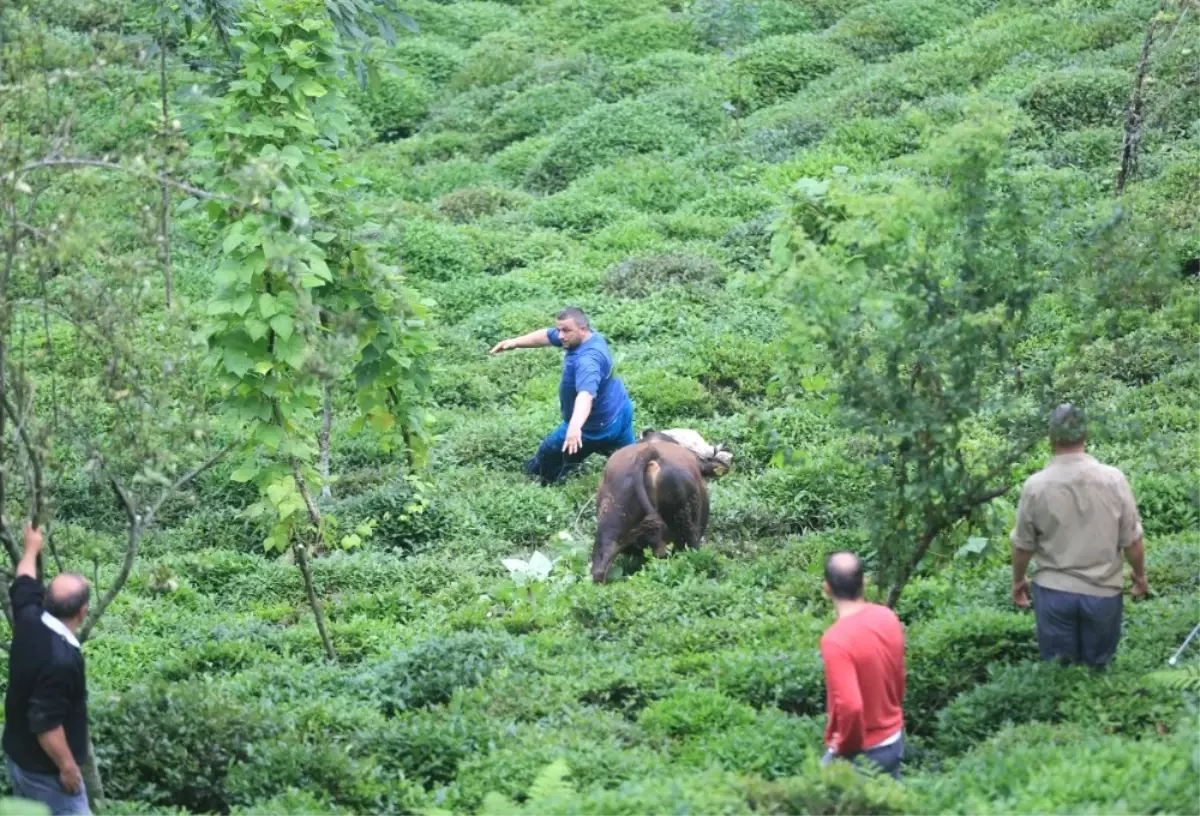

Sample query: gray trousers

[1032,583,1123,668]
[6,756,91,816]
[822,733,904,780]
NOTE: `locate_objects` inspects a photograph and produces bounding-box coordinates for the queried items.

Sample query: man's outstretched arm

[490,329,553,354]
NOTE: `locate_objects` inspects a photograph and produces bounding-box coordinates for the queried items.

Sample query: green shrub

[625,368,715,422]
[638,688,758,740]
[684,184,779,219]
[332,480,444,553]
[743,758,925,815]
[602,50,725,100]
[531,190,634,234]
[526,0,664,42]
[395,218,485,281]
[450,29,541,91]
[906,608,1038,732]
[353,71,433,141]
[230,789,351,815]
[709,650,825,715]
[224,739,426,814]
[390,38,466,86]
[828,0,983,62]
[481,80,599,151]
[680,709,822,779]
[604,252,723,298]
[491,135,553,180]
[524,100,701,192]
[1021,68,1131,131]
[362,630,530,714]
[436,185,530,223]
[446,714,662,812]
[733,33,855,110]
[93,682,275,812]
[934,660,1087,756]
[406,0,522,48]
[393,157,502,201]
[576,13,702,62]
[574,155,706,214]
[1130,470,1200,537]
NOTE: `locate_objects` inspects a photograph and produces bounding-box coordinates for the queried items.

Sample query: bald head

[824,552,864,601]
[45,572,90,624]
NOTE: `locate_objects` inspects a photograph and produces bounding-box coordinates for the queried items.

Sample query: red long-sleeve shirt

[820,603,906,756]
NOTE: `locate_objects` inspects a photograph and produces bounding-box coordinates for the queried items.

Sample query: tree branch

[79,445,229,644]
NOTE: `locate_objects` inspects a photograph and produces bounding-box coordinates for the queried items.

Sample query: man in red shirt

[819,552,907,779]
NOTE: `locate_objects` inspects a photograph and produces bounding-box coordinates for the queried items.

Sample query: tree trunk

[318,383,332,502]
[291,462,336,662]
[82,737,105,814]
[157,19,173,307]
[1117,1,1164,193]
[294,539,336,662]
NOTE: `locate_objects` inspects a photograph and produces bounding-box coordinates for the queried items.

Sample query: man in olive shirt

[1010,403,1149,668]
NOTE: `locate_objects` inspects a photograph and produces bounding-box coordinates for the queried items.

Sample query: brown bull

[590,438,710,584]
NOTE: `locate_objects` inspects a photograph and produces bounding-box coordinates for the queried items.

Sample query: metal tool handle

[1168,621,1200,666]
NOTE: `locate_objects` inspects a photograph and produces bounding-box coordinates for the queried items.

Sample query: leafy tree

[766,108,1049,607]
[189,0,434,660]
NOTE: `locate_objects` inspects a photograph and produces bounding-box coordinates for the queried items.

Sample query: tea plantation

[0,0,1198,813]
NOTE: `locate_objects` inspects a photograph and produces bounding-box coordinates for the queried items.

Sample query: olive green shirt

[1010,452,1143,597]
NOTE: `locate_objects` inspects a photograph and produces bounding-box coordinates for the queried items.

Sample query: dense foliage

[0,0,1197,813]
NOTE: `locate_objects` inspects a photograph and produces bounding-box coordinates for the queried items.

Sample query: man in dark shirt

[491,306,636,485]
[3,522,93,816]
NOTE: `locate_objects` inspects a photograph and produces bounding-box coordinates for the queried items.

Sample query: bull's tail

[632,445,666,543]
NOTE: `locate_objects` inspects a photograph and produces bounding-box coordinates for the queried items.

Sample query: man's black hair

[824,552,864,601]
[556,306,590,328]
[44,574,90,620]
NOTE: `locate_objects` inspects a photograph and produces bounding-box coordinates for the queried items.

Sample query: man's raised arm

[16,522,43,580]
[490,329,553,354]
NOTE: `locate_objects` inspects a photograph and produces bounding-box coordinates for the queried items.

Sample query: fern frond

[1143,662,1200,693]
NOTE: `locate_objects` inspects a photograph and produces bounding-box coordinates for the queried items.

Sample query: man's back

[820,603,906,755]
[1011,452,1142,597]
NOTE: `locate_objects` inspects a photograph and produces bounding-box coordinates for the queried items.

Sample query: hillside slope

[1,0,1198,813]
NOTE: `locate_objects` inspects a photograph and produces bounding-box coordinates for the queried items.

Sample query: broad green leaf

[223,348,254,378]
[230,464,259,483]
[259,293,279,318]
[176,197,199,213]
[244,317,269,341]
[308,255,331,281]
[256,424,284,450]
[269,314,295,340]
[300,80,327,97]
[232,291,255,316]
[223,224,245,253]
[280,144,304,168]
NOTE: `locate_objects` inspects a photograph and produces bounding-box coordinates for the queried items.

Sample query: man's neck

[1052,443,1086,457]
[832,598,870,620]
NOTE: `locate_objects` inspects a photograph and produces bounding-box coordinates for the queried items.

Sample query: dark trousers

[1032,583,1124,668]
[525,401,636,485]
[822,733,904,780]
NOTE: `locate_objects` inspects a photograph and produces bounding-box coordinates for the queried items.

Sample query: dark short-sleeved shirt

[2,576,90,774]
[546,328,630,434]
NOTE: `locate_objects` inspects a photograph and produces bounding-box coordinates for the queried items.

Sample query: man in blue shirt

[491,307,636,485]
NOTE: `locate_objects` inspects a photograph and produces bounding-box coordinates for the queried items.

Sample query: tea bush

[354,72,433,141]
[1020,67,1131,131]
[604,252,724,298]
[733,34,855,110]
[523,99,701,192]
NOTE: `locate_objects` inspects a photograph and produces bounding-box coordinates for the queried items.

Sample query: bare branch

[1,388,46,528]
[79,445,229,644]
[16,158,323,229]
[143,444,233,528]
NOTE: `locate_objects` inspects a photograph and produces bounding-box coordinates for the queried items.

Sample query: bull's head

[590,534,619,584]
